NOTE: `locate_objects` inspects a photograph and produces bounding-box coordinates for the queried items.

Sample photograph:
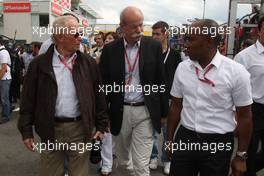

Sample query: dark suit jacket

[163,48,181,98]
[100,36,169,135]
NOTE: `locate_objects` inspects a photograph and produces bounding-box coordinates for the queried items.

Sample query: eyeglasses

[74,32,83,38]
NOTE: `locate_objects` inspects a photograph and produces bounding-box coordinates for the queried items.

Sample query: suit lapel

[139,37,145,73]
[116,39,125,83]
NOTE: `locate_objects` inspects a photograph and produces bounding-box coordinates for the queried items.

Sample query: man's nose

[136,26,142,33]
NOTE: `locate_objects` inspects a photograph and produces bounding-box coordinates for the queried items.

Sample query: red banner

[52,0,71,10]
[3,2,31,13]
[51,2,63,16]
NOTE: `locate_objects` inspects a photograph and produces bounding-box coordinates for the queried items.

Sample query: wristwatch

[236,151,248,160]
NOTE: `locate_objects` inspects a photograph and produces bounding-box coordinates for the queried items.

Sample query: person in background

[150,21,181,175]
[90,32,104,60]
[31,42,41,57]
[105,32,118,45]
[234,16,264,176]
[0,37,12,124]
[219,41,226,55]
[95,32,118,64]
[240,39,255,51]
[99,31,118,176]
[115,26,124,38]
[22,42,41,76]
[9,45,24,112]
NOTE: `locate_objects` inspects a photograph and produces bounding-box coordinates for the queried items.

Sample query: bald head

[120,6,144,25]
[119,6,144,44]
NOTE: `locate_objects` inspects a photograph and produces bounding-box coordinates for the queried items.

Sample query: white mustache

[131,32,143,38]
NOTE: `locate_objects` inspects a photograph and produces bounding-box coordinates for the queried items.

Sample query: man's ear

[165,30,169,38]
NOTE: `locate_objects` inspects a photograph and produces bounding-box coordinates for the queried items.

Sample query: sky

[85,0,255,25]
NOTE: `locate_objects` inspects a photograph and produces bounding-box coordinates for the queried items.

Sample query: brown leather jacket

[18,45,108,142]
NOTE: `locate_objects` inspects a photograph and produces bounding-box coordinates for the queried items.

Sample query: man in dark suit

[100,6,168,176]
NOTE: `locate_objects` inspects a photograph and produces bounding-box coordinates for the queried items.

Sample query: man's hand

[0,63,7,80]
[23,138,34,152]
[231,157,247,176]
[93,131,104,141]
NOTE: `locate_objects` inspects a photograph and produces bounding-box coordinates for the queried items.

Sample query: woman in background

[99,31,118,176]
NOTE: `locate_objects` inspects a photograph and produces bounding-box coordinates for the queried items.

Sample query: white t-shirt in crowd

[234,40,264,104]
[0,45,12,80]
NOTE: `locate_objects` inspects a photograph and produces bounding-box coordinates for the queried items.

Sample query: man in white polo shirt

[234,16,264,176]
[167,19,253,176]
[0,38,12,124]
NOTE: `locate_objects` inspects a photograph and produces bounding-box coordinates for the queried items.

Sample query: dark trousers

[244,102,264,176]
[169,126,234,176]
[244,130,264,176]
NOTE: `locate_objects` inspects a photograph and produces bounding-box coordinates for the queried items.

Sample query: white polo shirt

[170,51,252,134]
[234,40,264,104]
[0,46,12,80]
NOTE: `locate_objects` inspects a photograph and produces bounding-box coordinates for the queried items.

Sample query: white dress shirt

[234,40,264,104]
[0,45,12,80]
[170,51,252,134]
[123,39,144,103]
[53,47,80,118]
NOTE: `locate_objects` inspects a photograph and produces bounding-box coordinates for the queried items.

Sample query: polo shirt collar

[255,40,264,54]
[191,50,222,71]
[53,46,77,64]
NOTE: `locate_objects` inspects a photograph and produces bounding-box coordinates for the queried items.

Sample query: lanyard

[125,48,140,85]
[58,55,77,73]
[195,64,215,87]
[163,47,171,64]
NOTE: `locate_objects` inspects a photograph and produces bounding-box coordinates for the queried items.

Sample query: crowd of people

[0,5,263,176]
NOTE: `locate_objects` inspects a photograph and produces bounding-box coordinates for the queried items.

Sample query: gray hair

[52,16,78,35]
[52,16,78,43]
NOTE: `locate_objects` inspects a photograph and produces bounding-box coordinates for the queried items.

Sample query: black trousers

[244,102,264,176]
[169,126,234,176]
